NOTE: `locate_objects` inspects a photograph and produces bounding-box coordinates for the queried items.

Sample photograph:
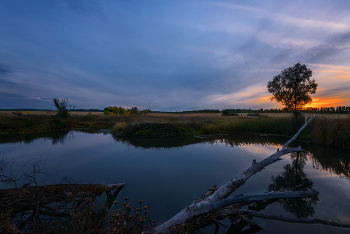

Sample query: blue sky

[1,0,350,111]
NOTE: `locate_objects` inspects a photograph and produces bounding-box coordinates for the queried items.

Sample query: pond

[1,130,350,233]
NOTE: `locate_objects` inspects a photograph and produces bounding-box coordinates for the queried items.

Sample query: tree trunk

[294,110,300,129]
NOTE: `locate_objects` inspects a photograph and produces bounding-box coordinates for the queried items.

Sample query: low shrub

[12,111,22,116]
[201,123,220,134]
[222,109,238,116]
[112,122,129,132]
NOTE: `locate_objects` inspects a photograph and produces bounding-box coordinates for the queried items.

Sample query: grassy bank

[1,113,349,148]
[110,115,350,148]
[0,113,115,133]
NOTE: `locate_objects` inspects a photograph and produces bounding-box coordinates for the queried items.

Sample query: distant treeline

[303,106,350,113]
[223,106,350,115]
[73,109,103,112]
[261,106,350,113]
[152,109,221,114]
[104,106,151,115]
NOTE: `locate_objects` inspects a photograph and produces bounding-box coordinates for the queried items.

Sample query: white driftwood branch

[204,147,305,203]
[150,115,316,233]
[282,114,315,150]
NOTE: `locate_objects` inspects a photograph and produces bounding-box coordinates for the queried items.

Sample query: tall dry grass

[309,116,350,148]
[1,113,349,148]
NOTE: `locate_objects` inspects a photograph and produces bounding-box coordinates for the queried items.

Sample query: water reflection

[0,131,71,145]
[111,135,213,149]
[226,152,319,233]
[1,130,350,233]
[308,146,350,179]
[0,131,349,181]
[268,152,319,218]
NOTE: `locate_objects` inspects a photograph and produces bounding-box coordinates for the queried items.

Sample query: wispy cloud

[204,84,277,109]
[0,1,349,109]
[0,63,13,76]
[210,1,350,31]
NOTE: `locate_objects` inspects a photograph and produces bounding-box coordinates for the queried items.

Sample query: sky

[1,0,350,111]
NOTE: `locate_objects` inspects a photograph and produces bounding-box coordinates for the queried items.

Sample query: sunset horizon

[1,1,349,111]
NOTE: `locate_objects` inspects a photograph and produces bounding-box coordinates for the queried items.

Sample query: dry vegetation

[0,111,105,116]
[1,111,349,119]
[1,111,349,148]
[147,112,350,119]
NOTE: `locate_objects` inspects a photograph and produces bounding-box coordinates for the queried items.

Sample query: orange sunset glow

[307,63,350,108]
[305,97,349,108]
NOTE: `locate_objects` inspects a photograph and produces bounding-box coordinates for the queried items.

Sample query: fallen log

[149,115,316,233]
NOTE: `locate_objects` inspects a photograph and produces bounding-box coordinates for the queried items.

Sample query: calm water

[1,130,350,234]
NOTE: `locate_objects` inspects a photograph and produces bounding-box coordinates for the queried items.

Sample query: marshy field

[1,111,349,148]
[2,110,350,118]
[1,110,350,233]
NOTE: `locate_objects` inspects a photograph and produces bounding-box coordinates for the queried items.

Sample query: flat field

[146,112,350,119]
[0,111,104,116]
[1,111,349,119]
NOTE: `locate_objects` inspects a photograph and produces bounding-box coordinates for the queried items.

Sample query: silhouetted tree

[267,63,317,127]
[53,98,75,118]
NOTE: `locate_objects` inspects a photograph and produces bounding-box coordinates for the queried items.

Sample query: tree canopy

[267,63,318,112]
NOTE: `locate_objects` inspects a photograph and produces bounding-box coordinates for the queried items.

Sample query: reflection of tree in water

[221,134,286,148]
[51,131,72,145]
[268,152,319,218]
[307,146,350,179]
[0,131,71,145]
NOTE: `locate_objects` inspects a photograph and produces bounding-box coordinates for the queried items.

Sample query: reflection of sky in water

[0,131,350,233]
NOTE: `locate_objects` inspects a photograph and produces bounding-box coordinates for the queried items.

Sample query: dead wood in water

[147,114,350,233]
[0,183,124,233]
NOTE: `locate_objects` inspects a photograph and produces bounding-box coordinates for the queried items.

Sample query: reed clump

[228,116,299,136]
[112,122,129,132]
[309,116,350,148]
